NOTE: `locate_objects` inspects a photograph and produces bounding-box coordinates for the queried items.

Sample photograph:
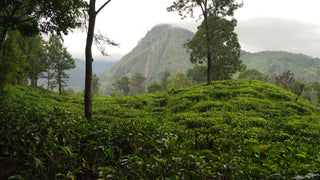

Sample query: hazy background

[63,0,320,61]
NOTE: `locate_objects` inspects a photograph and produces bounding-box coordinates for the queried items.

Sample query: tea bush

[1,79,320,179]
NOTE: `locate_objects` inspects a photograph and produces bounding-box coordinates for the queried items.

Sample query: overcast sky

[63,0,320,61]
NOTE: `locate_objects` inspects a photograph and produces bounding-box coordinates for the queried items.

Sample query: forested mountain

[99,24,194,94]
[242,51,320,82]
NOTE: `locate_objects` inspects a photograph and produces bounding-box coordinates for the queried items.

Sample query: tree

[92,73,101,95]
[130,73,146,95]
[147,82,162,93]
[275,70,295,91]
[303,82,320,106]
[161,70,171,91]
[85,0,118,120]
[22,36,47,86]
[238,69,269,82]
[187,65,207,84]
[0,30,26,88]
[112,76,130,96]
[168,0,242,84]
[185,15,242,81]
[47,35,75,95]
[0,0,87,64]
[275,70,305,102]
[168,72,193,89]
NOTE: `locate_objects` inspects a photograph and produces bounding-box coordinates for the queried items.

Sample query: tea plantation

[1,80,320,179]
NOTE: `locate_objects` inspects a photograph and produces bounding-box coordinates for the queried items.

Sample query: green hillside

[242,51,320,82]
[99,24,194,94]
[2,80,320,179]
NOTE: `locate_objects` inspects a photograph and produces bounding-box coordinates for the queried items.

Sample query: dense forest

[1,0,320,179]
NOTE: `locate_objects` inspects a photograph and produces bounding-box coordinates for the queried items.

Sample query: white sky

[63,0,320,61]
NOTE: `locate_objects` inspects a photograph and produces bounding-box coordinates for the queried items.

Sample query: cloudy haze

[63,0,320,61]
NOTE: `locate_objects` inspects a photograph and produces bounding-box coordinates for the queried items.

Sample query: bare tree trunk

[203,5,212,85]
[58,73,62,95]
[206,49,212,85]
[47,70,50,90]
[85,0,97,120]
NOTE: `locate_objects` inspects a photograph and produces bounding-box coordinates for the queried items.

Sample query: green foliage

[0,0,87,36]
[112,75,130,96]
[22,36,47,86]
[130,73,146,95]
[147,82,162,93]
[238,69,269,82]
[241,51,320,83]
[2,79,320,179]
[46,35,75,95]
[91,74,101,95]
[0,31,26,88]
[187,65,207,84]
[185,15,242,81]
[160,70,171,91]
[168,71,193,89]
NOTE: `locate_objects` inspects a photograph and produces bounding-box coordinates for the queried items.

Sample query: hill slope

[242,51,320,82]
[99,24,194,94]
[2,80,320,179]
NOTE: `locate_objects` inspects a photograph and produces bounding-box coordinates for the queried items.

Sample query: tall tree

[85,0,118,119]
[92,73,101,95]
[0,0,87,64]
[112,76,130,96]
[21,36,47,86]
[187,65,207,84]
[47,35,75,95]
[168,0,242,85]
[0,30,26,88]
[185,16,242,81]
[161,70,171,91]
[238,69,269,82]
[130,73,146,95]
[147,82,162,93]
[168,71,193,89]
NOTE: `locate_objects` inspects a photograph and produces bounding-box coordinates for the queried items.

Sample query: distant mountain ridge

[97,24,320,94]
[242,51,320,83]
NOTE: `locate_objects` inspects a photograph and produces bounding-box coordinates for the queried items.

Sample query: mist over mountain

[66,59,117,92]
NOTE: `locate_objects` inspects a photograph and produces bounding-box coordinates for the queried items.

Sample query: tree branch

[96,0,112,15]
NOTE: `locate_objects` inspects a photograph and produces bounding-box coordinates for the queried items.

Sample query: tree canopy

[185,16,242,80]
[0,0,87,63]
[168,0,242,84]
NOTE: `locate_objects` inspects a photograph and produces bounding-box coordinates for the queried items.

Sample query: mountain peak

[99,24,195,94]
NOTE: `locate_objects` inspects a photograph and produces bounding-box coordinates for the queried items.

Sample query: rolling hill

[2,80,320,178]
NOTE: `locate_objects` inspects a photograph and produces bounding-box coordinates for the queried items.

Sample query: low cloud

[236,17,320,57]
